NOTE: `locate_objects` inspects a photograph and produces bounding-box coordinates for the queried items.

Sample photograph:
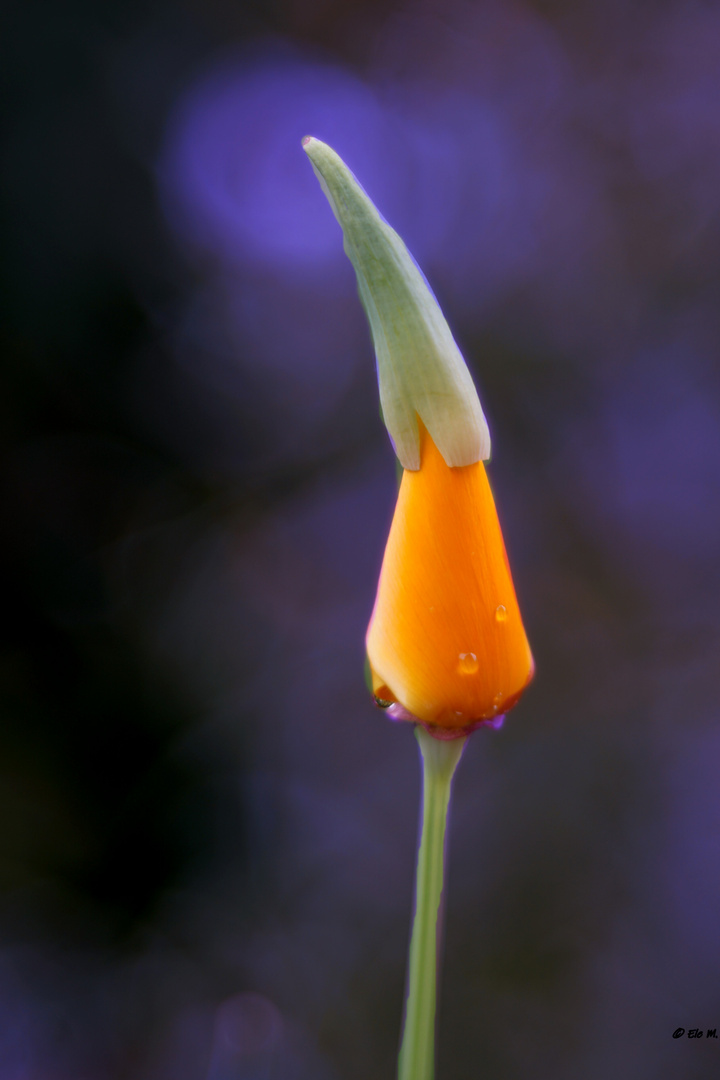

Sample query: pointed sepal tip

[302,137,491,469]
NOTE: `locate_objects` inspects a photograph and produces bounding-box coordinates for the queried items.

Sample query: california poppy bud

[366,421,534,736]
[303,137,533,738]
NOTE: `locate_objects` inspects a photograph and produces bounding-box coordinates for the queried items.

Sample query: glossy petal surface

[366,428,534,730]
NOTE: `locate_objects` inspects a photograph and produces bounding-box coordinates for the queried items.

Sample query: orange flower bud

[303,137,533,739]
[366,422,534,738]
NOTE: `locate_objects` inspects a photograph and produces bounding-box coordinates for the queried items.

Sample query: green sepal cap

[303,137,491,470]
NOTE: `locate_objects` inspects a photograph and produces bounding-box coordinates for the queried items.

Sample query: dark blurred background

[2,0,720,1076]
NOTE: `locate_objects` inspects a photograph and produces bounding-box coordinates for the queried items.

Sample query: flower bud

[304,137,533,736]
[367,421,534,735]
[302,137,489,470]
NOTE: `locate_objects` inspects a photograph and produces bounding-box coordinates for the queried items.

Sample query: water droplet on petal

[493,691,503,707]
[373,685,396,708]
[495,604,507,623]
[457,652,479,675]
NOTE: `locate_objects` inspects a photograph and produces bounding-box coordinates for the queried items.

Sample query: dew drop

[493,691,503,706]
[373,685,396,708]
[495,604,508,623]
[457,652,479,675]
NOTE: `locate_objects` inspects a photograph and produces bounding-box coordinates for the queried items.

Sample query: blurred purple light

[559,337,720,608]
[370,5,614,324]
[168,270,366,449]
[158,49,409,271]
[628,6,720,194]
[158,38,594,303]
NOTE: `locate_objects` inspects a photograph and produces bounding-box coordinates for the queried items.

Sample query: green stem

[398,727,467,1080]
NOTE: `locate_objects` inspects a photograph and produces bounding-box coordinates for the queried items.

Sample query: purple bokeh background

[2,0,720,1076]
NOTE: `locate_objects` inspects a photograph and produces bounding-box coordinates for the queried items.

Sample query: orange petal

[366,426,534,732]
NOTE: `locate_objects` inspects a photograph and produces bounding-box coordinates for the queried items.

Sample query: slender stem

[398,727,467,1080]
